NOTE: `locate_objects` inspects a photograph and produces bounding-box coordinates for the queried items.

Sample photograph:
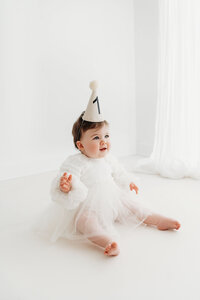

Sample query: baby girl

[46,81,180,257]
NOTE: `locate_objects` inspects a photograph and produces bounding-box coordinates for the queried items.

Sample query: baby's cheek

[107,142,111,150]
[88,143,99,153]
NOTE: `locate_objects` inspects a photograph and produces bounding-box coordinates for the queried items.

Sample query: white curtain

[135,0,200,179]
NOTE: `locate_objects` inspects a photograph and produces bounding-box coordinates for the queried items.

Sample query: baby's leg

[76,212,119,256]
[143,213,181,230]
[126,201,180,231]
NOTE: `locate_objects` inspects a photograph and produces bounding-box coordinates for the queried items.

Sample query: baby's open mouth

[100,147,107,151]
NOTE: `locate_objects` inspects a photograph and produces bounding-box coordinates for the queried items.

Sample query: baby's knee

[76,213,99,234]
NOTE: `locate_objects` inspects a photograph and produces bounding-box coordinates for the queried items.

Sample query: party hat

[82,80,104,122]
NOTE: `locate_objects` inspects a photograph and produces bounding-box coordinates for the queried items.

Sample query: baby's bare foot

[157,217,181,231]
[104,242,120,256]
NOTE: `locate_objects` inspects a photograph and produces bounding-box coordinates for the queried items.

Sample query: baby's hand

[60,172,72,193]
[129,182,139,194]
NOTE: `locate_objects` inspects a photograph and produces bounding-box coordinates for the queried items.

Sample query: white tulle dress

[38,153,151,242]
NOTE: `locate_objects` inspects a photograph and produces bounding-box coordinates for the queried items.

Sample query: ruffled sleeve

[50,154,88,210]
[106,154,140,191]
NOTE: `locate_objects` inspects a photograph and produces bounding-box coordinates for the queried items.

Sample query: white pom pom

[89,80,98,91]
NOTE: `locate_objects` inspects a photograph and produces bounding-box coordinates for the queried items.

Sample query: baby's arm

[51,155,88,210]
[60,172,72,193]
[107,154,140,194]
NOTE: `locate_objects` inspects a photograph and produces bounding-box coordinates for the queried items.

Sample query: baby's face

[77,124,110,158]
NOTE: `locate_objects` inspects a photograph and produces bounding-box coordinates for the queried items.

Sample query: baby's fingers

[60,177,68,184]
[68,174,72,182]
[60,183,71,192]
[135,186,139,194]
[62,183,70,189]
[60,181,70,188]
[60,187,70,193]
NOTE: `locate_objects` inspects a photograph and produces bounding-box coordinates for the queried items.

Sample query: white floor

[0,157,200,300]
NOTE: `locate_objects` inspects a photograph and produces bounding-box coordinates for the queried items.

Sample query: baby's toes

[175,221,181,230]
[104,244,111,255]
[104,242,119,256]
[170,220,181,230]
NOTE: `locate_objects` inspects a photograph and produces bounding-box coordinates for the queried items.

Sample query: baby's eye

[105,134,109,138]
[93,136,99,140]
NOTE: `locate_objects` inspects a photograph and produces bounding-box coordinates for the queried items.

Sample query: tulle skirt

[36,180,151,243]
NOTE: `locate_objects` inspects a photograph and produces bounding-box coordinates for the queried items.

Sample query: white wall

[0,0,136,180]
[134,0,158,156]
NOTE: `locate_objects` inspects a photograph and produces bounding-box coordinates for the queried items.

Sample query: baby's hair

[72,112,109,149]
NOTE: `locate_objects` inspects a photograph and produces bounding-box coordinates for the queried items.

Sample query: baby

[47,81,180,257]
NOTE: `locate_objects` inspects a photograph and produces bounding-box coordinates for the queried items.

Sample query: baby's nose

[100,139,106,145]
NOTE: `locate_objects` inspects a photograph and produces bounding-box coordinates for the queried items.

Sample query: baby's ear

[76,141,84,150]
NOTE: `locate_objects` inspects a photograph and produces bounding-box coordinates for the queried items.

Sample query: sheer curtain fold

[135,0,200,179]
